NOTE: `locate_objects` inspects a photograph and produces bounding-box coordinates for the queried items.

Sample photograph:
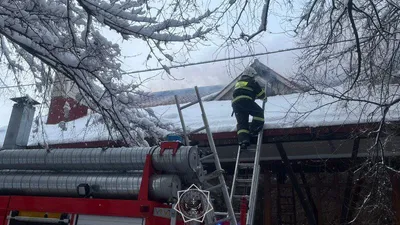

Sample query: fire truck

[0,143,203,225]
[0,86,264,225]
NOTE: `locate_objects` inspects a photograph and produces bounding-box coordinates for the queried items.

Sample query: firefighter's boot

[239,140,250,149]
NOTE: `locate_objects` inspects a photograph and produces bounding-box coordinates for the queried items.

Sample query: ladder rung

[200,153,214,161]
[236,183,252,187]
[233,195,249,199]
[206,183,225,192]
[214,212,241,216]
[246,148,257,152]
[240,146,256,151]
[239,163,254,168]
[203,169,225,181]
[236,178,252,183]
[180,100,199,110]
[189,126,206,134]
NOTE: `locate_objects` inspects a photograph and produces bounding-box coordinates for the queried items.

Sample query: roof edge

[211,58,303,101]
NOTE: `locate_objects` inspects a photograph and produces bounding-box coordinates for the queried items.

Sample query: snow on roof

[152,87,400,134]
[0,126,7,148]
[135,85,225,107]
[0,114,115,148]
[1,85,399,148]
[211,59,302,101]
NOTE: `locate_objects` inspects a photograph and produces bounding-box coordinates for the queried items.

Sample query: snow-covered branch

[240,0,270,42]
[77,0,213,41]
[290,0,400,222]
[0,0,216,146]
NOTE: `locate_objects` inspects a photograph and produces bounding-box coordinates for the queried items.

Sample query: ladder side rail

[246,98,267,225]
[194,86,237,225]
[170,203,177,225]
[230,145,242,202]
[247,164,260,225]
[246,135,263,225]
[174,95,190,145]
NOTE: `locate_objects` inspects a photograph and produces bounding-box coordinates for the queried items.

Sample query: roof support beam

[340,138,361,224]
[276,142,317,225]
[314,174,323,225]
[299,167,319,224]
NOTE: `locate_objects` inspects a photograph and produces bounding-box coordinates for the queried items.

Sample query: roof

[1,84,399,148]
[135,85,225,107]
[152,87,400,134]
[211,59,303,100]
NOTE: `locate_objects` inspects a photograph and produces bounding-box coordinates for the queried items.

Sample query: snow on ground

[1,85,400,148]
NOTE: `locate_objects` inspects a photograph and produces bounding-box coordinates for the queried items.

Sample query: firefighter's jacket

[232,76,266,103]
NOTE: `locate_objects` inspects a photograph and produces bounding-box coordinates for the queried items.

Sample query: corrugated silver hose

[0,171,181,201]
[0,146,199,174]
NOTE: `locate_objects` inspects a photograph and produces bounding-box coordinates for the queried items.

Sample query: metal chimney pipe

[2,96,39,149]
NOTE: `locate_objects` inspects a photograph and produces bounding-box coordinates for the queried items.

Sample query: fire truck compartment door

[75,215,144,225]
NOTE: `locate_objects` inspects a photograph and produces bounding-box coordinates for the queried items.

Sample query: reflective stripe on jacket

[232,77,266,103]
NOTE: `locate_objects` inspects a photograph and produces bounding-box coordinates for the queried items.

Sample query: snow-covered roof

[0,127,7,148]
[1,85,399,148]
[0,114,114,148]
[134,85,225,107]
[211,59,303,100]
[154,87,400,134]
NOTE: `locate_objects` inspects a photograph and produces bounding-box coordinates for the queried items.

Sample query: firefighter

[231,66,266,149]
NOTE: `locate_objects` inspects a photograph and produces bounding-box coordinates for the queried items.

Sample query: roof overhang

[190,122,400,165]
[23,122,400,170]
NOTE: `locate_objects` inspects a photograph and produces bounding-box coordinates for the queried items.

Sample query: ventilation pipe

[2,96,39,149]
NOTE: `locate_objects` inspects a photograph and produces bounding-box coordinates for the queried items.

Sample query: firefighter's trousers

[232,99,265,144]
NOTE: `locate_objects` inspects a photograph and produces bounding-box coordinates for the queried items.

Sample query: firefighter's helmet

[241,66,257,78]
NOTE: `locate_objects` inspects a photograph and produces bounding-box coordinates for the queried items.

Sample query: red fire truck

[0,143,199,225]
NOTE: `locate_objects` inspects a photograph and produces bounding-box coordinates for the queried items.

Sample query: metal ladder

[228,100,266,225]
[174,86,237,225]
